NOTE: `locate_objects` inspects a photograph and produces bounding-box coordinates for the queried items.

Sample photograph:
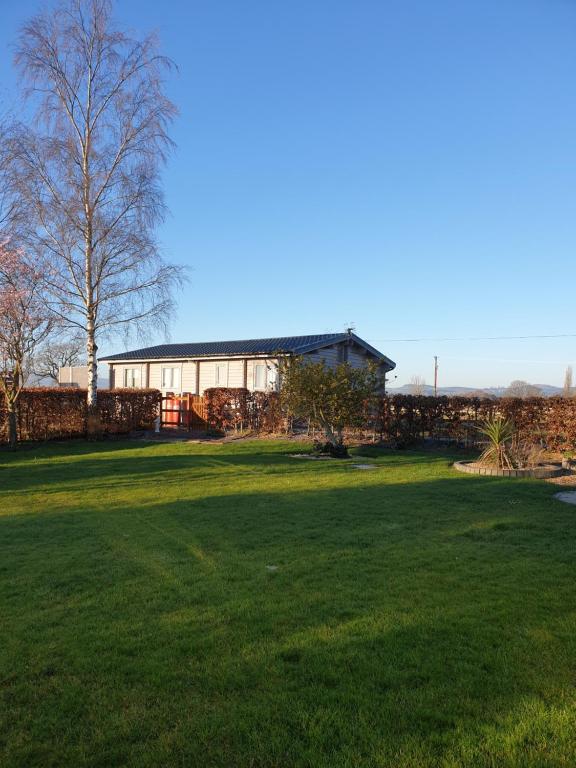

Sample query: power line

[368,333,576,343]
[438,356,576,364]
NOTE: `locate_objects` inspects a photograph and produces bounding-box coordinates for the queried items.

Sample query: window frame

[161,366,181,392]
[123,368,141,388]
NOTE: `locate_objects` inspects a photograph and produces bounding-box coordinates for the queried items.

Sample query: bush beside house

[203,387,283,434]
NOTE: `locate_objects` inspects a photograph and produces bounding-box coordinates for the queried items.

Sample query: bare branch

[32,334,85,383]
[10,0,184,407]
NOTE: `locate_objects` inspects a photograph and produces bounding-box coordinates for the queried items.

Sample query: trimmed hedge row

[203,388,284,433]
[0,388,161,444]
[5,388,576,451]
[201,389,576,450]
[379,395,576,450]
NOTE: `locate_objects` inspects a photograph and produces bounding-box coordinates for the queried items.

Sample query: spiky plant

[477,417,516,469]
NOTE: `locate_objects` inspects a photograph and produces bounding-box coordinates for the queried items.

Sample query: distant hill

[528,384,563,397]
[388,384,563,398]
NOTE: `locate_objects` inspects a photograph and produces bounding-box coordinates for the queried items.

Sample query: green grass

[1,439,575,767]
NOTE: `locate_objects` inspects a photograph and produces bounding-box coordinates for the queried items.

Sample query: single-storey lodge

[99,332,396,396]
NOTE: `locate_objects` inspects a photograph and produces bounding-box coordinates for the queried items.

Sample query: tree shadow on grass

[0,462,574,766]
[0,441,313,493]
[0,440,465,495]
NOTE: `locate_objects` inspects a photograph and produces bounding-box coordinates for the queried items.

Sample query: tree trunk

[322,422,339,447]
[86,320,98,410]
[4,365,22,450]
[7,407,17,450]
[85,316,101,439]
[83,93,96,411]
[320,422,348,457]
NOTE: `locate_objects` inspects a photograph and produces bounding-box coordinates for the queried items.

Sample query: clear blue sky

[1,0,576,388]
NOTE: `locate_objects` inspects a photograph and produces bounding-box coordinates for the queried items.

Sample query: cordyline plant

[8,0,184,412]
[476,416,516,469]
[0,243,52,448]
[279,357,380,456]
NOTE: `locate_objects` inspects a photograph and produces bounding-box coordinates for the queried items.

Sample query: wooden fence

[160,393,207,430]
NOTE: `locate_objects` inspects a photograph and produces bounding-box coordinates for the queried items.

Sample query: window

[124,368,140,388]
[215,363,228,386]
[161,367,181,391]
[254,364,266,390]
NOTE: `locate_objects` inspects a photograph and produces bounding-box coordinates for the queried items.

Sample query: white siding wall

[246,359,256,390]
[182,361,197,393]
[199,361,216,393]
[227,360,245,388]
[149,363,162,389]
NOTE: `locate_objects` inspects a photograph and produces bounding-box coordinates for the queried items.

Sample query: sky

[1,0,575,388]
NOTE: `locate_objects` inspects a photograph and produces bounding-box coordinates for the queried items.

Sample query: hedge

[0,388,161,444]
[378,395,576,451]
[203,388,285,433]
[202,389,576,451]
[5,388,576,451]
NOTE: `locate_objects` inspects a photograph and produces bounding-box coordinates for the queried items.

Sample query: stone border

[453,461,564,479]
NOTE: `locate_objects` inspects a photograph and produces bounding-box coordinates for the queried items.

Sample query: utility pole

[434,356,439,397]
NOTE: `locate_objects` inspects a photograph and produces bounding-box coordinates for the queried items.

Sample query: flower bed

[453,461,564,479]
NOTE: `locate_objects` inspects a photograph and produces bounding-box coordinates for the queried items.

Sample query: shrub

[203,388,283,434]
[0,388,161,444]
[279,358,379,450]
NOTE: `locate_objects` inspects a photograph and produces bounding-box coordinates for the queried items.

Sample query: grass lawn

[1,439,575,767]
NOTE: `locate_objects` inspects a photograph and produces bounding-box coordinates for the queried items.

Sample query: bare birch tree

[0,120,27,239]
[0,124,16,232]
[10,0,183,408]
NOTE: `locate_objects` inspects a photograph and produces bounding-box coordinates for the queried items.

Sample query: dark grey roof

[99,332,395,369]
